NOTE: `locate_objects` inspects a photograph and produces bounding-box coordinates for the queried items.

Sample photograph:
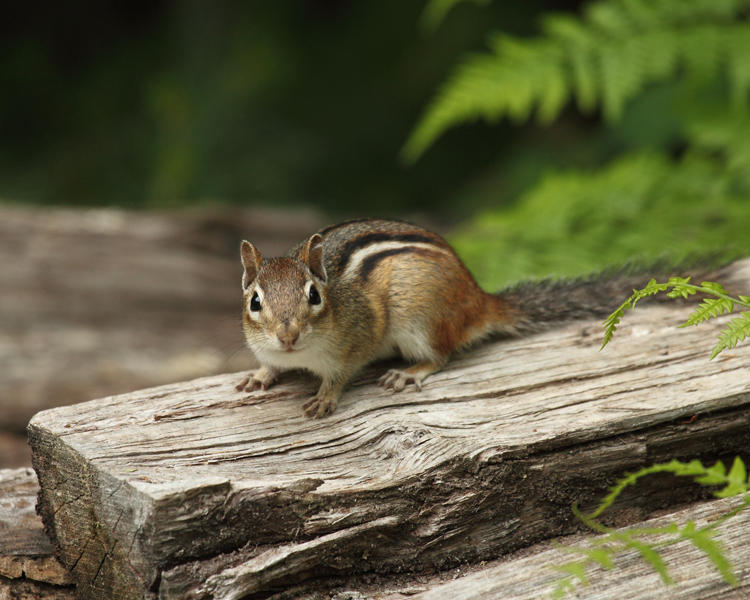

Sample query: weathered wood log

[405,496,750,600]
[0,204,322,437]
[0,468,75,598]
[28,259,750,599]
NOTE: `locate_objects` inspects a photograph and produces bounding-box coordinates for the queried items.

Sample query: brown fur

[238,219,718,418]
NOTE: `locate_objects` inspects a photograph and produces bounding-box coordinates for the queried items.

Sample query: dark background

[0,0,597,217]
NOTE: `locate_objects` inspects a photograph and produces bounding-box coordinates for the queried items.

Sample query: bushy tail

[494,261,726,336]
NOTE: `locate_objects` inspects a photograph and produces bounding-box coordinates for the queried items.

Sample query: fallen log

[394,496,750,600]
[0,468,75,598]
[28,259,750,599]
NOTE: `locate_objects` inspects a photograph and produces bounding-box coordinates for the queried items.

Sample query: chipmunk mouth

[280,341,302,353]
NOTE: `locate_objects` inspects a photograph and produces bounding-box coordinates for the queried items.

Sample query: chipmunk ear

[301,233,326,282]
[240,240,263,289]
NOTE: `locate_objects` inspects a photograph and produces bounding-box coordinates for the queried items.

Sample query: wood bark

[390,496,750,600]
[28,259,750,599]
[0,468,75,598]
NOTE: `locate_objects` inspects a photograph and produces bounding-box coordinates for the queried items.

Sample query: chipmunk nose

[277,322,300,349]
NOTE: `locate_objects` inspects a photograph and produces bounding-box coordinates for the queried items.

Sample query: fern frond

[600,303,628,349]
[710,312,750,359]
[682,298,735,327]
[685,110,750,171]
[600,278,673,349]
[404,0,750,160]
[561,546,616,569]
[623,536,674,584]
[553,458,748,597]
[600,275,750,359]
[715,456,749,498]
[589,459,708,518]
[553,561,589,586]
[679,521,738,585]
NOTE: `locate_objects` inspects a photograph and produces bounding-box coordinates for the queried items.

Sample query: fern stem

[691,286,750,311]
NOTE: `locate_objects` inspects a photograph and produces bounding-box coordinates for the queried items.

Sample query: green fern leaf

[679,522,738,585]
[556,456,749,598]
[404,0,750,160]
[588,460,703,518]
[633,278,671,304]
[710,312,750,359]
[624,536,674,584]
[715,456,749,498]
[553,561,589,585]
[601,305,628,349]
[727,456,747,483]
[681,25,723,81]
[600,277,669,348]
[587,548,615,569]
[542,15,598,112]
[694,460,727,485]
[700,281,730,294]
[564,545,617,569]
[664,276,695,299]
[587,1,628,35]
[551,576,576,600]
[537,59,570,123]
[681,298,735,327]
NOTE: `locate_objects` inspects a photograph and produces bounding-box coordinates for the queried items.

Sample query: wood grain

[0,468,75,598]
[406,496,750,600]
[28,259,750,599]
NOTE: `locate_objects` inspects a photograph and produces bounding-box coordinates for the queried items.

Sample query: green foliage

[559,285,750,597]
[601,278,750,359]
[405,0,750,161]
[551,457,750,598]
[410,6,750,597]
[713,313,750,359]
[409,0,750,284]
[448,150,750,289]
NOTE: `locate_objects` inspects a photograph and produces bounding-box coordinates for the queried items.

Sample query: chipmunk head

[240,234,330,357]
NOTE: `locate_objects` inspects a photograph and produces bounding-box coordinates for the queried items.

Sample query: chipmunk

[236,218,705,418]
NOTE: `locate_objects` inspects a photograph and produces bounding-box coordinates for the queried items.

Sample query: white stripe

[342,241,449,280]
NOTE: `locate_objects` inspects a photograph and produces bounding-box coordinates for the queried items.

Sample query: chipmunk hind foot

[378,360,445,392]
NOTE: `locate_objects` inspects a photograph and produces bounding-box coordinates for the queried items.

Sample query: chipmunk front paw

[303,393,337,419]
[236,366,279,392]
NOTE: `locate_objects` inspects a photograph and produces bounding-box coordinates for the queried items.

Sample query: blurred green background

[2,0,750,287]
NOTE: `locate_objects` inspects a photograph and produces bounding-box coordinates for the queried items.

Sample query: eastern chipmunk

[236,218,691,417]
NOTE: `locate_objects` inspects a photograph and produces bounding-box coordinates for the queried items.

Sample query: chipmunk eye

[250,291,261,312]
[308,284,321,305]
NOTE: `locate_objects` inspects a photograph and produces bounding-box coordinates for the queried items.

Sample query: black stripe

[317,218,373,236]
[359,247,437,281]
[338,232,440,271]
